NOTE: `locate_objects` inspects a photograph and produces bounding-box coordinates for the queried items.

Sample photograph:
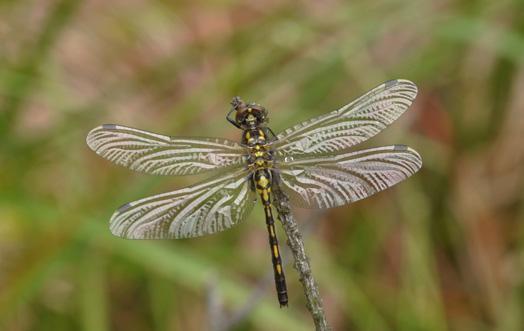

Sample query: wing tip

[109,209,130,239]
[86,124,118,151]
[109,226,125,239]
[390,144,423,172]
[86,127,100,151]
[384,78,418,97]
[403,145,423,170]
[395,78,418,95]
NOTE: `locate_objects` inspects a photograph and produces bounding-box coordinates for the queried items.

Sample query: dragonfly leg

[265,127,278,142]
[226,107,241,128]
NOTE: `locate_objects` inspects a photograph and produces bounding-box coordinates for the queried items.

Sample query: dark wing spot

[394,144,408,151]
[117,202,132,213]
[384,79,398,89]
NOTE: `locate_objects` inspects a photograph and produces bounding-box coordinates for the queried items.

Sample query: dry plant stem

[273,186,332,331]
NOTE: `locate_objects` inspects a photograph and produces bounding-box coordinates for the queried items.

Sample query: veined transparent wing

[86,124,246,176]
[110,169,256,239]
[272,79,418,158]
[275,145,422,209]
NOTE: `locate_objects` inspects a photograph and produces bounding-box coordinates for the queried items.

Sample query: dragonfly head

[230,97,268,129]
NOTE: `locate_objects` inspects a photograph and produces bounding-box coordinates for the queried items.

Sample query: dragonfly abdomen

[254,169,288,307]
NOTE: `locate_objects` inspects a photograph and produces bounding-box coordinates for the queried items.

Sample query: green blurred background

[1,0,523,330]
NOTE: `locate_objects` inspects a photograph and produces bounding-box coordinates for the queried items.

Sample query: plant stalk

[272,185,332,331]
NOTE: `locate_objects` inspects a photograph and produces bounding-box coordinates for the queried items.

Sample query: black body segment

[265,202,288,307]
[254,169,288,307]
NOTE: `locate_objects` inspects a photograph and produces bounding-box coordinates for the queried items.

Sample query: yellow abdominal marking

[276,264,282,274]
[269,225,275,236]
[262,190,269,201]
[273,245,279,258]
[258,176,269,188]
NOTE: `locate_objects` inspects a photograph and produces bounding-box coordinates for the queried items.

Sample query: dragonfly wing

[86,124,247,176]
[110,169,256,239]
[275,145,422,209]
[272,79,417,157]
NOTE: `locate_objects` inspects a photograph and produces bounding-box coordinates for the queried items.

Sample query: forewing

[275,145,422,209]
[110,169,256,239]
[272,79,418,157]
[86,124,246,176]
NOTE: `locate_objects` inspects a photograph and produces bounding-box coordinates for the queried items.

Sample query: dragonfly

[86,79,422,307]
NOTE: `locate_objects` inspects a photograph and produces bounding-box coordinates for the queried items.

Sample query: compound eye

[235,109,246,123]
[255,112,265,124]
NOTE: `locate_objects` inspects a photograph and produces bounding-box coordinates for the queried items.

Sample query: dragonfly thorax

[247,142,273,170]
[243,128,274,170]
[243,128,266,145]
